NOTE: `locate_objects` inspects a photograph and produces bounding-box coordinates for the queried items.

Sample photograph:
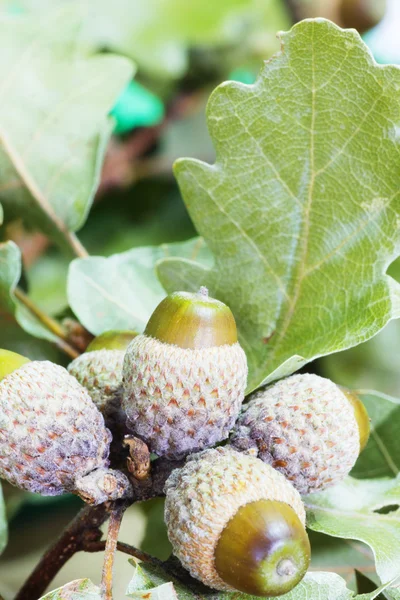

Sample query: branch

[14,287,80,360]
[15,456,182,599]
[15,503,110,600]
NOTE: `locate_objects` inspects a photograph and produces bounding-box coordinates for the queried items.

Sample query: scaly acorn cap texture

[0,356,131,504]
[122,288,248,458]
[164,447,310,595]
[68,331,138,458]
[230,373,365,495]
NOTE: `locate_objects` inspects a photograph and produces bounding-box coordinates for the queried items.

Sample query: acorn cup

[231,373,370,495]
[68,330,137,462]
[122,287,248,459]
[0,350,131,505]
[164,447,310,596]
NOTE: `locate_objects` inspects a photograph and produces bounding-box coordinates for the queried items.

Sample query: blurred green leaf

[305,476,400,586]
[320,320,400,399]
[0,4,132,252]
[0,241,58,342]
[67,238,212,335]
[0,484,7,557]
[39,579,101,599]
[159,19,400,393]
[352,392,400,480]
[140,498,172,561]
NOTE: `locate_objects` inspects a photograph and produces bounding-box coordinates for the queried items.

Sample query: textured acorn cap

[231,373,361,495]
[164,447,306,592]
[123,335,247,458]
[0,361,112,499]
[68,349,125,415]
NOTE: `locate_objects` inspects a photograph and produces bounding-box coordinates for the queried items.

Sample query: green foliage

[1,4,400,598]
[352,392,400,480]
[68,238,212,334]
[158,19,400,392]
[39,580,101,599]
[0,4,132,252]
[6,0,289,79]
[0,241,57,342]
[126,560,394,600]
[305,476,400,585]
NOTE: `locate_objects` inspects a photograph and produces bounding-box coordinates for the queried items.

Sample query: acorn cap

[86,330,138,352]
[342,388,370,452]
[0,349,30,381]
[144,287,237,349]
[215,499,310,597]
[0,360,112,500]
[164,447,308,593]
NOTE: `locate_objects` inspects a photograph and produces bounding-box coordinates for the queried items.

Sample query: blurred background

[0,0,398,596]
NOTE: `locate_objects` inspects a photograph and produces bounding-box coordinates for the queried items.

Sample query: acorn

[164,447,310,596]
[68,330,137,438]
[122,287,248,459]
[230,373,370,495]
[0,350,131,504]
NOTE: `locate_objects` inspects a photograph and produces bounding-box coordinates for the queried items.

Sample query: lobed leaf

[305,476,400,587]
[158,19,400,392]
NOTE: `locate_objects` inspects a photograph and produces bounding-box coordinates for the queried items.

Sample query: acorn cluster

[0,287,370,597]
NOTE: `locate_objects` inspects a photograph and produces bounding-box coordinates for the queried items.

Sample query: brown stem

[101,503,127,600]
[65,232,89,259]
[14,287,80,360]
[15,504,109,600]
[85,539,161,566]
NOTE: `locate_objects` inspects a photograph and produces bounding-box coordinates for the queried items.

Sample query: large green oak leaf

[0,4,133,253]
[158,19,400,392]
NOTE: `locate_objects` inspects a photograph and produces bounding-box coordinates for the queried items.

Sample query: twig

[85,539,161,566]
[66,231,89,259]
[101,502,127,600]
[14,287,80,360]
[15,503,110,600]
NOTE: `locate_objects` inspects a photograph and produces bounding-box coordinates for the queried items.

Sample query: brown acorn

[122,287,248,459]
[164,447,310,596]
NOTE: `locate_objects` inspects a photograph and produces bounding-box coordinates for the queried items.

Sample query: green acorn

[231,373,370,494]
[0,350,131,504]
[122,288,248,459]
[68,330,137,435]
[164,447,310,596]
